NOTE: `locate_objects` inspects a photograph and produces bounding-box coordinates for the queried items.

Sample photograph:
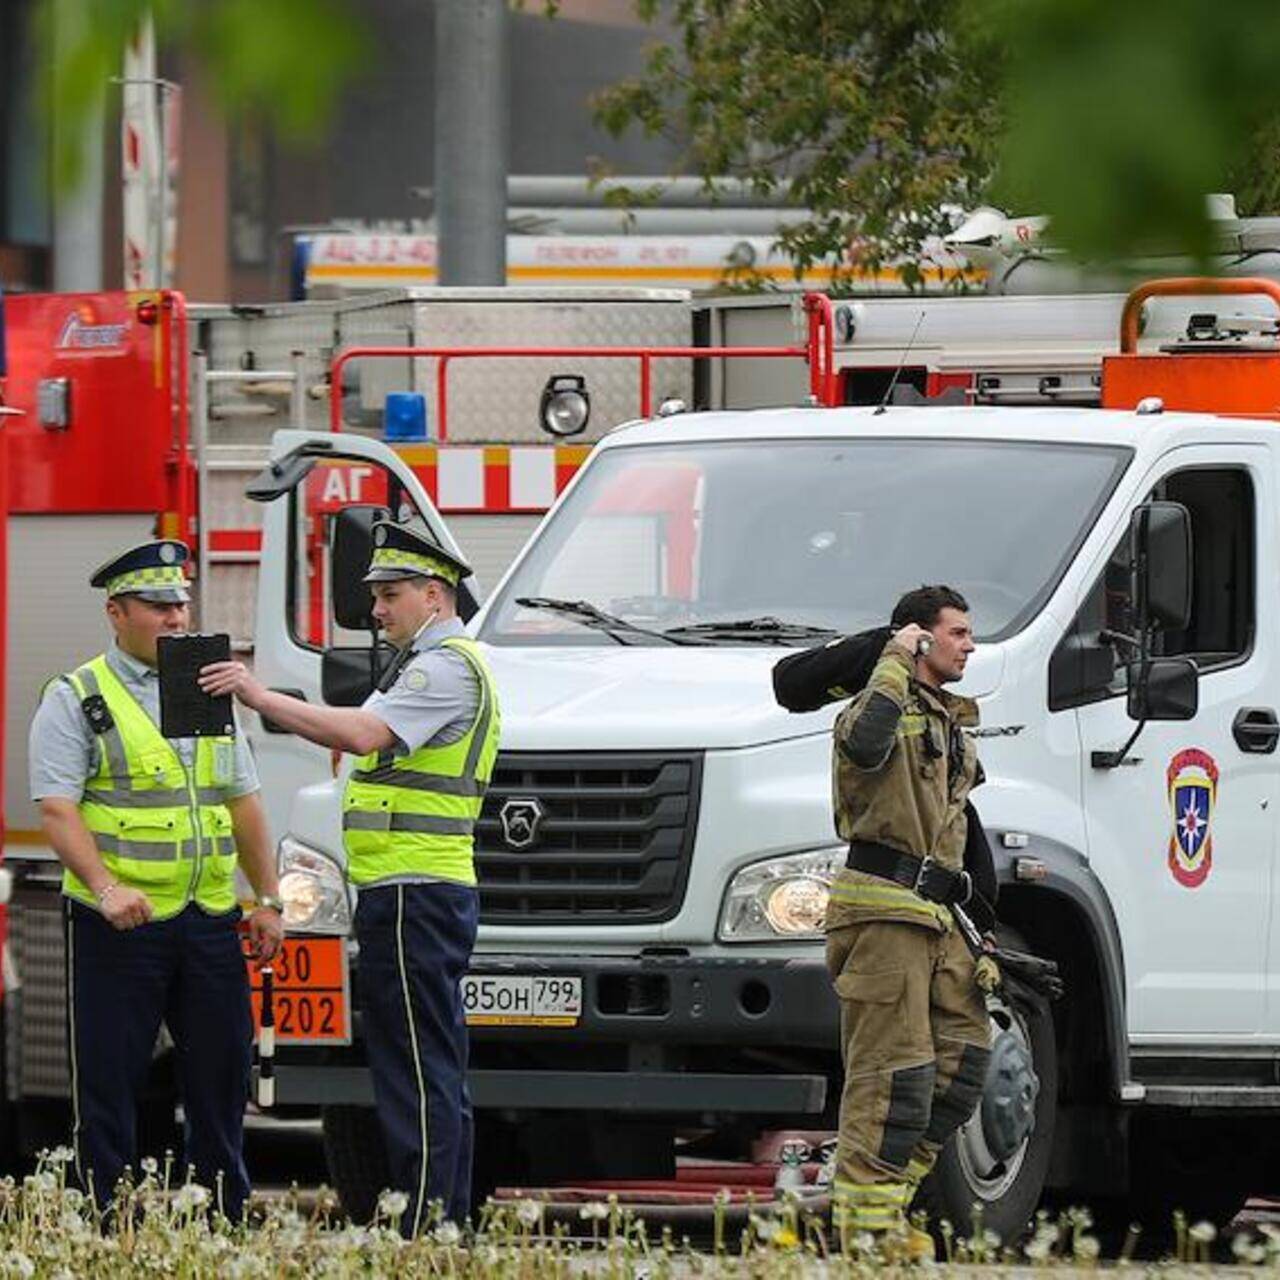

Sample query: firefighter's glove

[994,947,1065,1002]
[916,861,972,907]
[973,954,1001,993]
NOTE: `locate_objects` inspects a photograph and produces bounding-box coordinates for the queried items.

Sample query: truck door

[1071,448,1275,1039]
[248,429,478,842]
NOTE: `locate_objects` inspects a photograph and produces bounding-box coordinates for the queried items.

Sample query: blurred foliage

[588,0,1001,287]
[582,0,1280,275]
[39,0,369,190]
[982,0,1280,263]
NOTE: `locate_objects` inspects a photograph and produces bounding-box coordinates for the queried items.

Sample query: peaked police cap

[364,521,472,586]
[90,540,192,603]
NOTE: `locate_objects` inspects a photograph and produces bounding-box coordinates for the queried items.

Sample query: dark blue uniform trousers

[355,881,478,1234]
[65,900,253,1220]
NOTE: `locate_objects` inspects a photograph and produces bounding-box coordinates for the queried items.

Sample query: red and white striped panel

[207,443,591,560]
[399,443,591,513]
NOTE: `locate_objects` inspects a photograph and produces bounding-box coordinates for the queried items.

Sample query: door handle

[1232,706,1280,754]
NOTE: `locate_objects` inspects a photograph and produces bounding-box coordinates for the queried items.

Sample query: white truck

[251,278,1280,1237]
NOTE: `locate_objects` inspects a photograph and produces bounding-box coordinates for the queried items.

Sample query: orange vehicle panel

[1103,352,1280,420]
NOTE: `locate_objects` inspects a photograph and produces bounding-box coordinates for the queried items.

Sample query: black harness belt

[845,840,970,905]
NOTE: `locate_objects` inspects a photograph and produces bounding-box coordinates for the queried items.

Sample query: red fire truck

[0,284,692,1157]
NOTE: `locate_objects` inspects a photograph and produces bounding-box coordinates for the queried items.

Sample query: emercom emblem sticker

[1166,748,1218,889]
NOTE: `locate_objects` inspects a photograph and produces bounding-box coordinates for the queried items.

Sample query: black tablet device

[157,633,236,738]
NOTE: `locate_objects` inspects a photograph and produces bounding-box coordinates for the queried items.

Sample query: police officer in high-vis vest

[200,521,500,1234]
[28,540,284,1220]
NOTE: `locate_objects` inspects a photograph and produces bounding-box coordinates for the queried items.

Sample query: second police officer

[200,521,500,1234]
[28,540,284,1220]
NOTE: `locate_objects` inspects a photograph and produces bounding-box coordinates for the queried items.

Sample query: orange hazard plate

[247,937,351,1045]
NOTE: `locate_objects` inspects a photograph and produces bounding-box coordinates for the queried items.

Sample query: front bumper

[466,951,838,1045]
[274,951,838,1115]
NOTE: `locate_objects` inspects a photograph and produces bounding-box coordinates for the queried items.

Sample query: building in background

[0,0,682,300]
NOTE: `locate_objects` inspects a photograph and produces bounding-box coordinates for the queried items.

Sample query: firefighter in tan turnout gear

[825,585,992,1255]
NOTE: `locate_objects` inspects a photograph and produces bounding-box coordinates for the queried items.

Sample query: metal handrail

[327,291,840,439]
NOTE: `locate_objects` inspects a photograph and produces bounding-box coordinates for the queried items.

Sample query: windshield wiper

[515,597,709,646]
[664,617,839,646]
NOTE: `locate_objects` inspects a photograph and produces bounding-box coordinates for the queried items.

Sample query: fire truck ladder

[190,351,309,631]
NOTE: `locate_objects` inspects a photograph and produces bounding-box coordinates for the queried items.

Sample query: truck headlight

[718,848,845,942]
[278,837,352,935]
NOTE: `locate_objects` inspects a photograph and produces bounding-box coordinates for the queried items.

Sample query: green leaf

[37,0,369,192]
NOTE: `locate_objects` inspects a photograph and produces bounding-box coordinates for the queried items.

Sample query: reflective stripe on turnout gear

[832,1177,911,1232]
[827,874,951,929]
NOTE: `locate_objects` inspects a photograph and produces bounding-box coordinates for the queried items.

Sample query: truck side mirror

[331,504,389,630]
[1131,501,1192,631]
[244,443,327,502]
[321,644,394,706]
[1127,657,1198,721]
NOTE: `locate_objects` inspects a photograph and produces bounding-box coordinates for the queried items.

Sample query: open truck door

[245,429,480,844]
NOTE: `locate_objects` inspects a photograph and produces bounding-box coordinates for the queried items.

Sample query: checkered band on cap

[368,547,461,585]
[105,565,189,595]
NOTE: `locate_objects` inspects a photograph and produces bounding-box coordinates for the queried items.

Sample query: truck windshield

[480,438,1130,645]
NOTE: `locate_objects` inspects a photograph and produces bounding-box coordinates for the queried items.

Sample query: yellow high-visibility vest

[343,637,500,887]
[60,655,239,917]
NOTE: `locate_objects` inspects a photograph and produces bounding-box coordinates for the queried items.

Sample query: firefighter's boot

[880,1224,937,1265]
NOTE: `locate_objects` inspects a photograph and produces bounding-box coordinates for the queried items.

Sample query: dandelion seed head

[432,1220,461,1246]
[172,1182,210,1213]
[2,1251,34,1279]
[376,1189,409,1219]
[1025,1236,1052,1262]
[1074,1235,1101,1261]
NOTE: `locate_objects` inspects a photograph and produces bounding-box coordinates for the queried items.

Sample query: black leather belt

[845,840,969,905]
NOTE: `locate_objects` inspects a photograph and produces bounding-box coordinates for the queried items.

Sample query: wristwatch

[258,894,285,914]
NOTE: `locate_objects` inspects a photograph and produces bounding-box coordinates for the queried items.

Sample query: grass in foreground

[1,1150,1278,1276]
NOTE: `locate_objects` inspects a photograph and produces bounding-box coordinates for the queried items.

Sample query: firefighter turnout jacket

[827,638,981,930]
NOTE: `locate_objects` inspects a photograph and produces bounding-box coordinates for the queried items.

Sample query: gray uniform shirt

[29,642,260,804]
[361,616,480,753]
[357,616,482,887]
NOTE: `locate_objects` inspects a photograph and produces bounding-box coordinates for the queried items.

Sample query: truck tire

[321,1105,389,1224]
[915,980,1057,1244]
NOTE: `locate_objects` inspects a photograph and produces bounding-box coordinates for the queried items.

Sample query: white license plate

[462,974,583,1027]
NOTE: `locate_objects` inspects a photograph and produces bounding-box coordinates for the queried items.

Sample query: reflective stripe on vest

[343,636,501,887]
[60,655,239,919]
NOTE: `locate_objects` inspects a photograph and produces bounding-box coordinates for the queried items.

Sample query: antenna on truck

[873,309,927,415]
